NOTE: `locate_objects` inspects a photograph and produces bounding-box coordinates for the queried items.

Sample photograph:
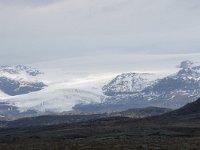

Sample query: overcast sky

[0,0,200,65]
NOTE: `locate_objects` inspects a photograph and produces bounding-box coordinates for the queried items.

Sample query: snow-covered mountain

[0,77,46,96]
[0,65,43,77]
[144,62,200,95]
[0,66,114,118]
[0,65,46,97]
[75,61,200,112]
[103,73,160,96]
[1,61,200,117]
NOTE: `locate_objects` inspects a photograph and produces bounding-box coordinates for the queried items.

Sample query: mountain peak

[102,72,158,96]
[0,65,43,76]
[179,60,194,69]
[176,61,200,79]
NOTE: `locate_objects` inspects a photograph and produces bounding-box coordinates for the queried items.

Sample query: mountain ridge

[1,61,200,116]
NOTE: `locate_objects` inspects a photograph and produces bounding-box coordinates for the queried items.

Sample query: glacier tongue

[0,72,115,113]
[6,88,105,113]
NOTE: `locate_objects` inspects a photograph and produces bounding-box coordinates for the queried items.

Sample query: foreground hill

[161,98,200,121]
[111,107,172,118]
[167,98,200,116]
[0,106,171,128]
[0,98,199,149]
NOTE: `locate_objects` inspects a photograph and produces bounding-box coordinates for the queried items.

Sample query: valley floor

[0,117,199,150]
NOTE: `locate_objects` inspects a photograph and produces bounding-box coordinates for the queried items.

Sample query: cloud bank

[0,0,200,65]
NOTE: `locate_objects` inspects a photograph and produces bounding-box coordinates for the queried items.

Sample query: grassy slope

[0,116,199,150]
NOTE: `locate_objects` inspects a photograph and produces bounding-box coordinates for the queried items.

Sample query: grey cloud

[0,0,200,65]
[0,0,63,7]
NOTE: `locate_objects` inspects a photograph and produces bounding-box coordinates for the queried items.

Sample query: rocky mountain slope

[0,65,46,96]
[103,73,158,96]
[75,61,200,112]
